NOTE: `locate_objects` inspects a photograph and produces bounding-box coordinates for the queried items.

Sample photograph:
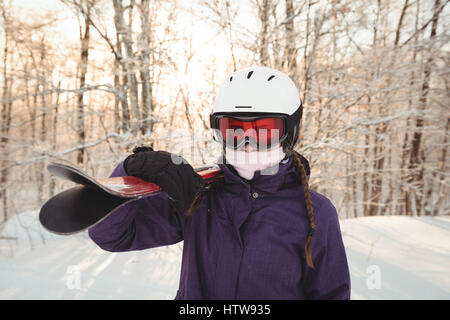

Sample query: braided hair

[186,189,205,216]
[291,151,315,268]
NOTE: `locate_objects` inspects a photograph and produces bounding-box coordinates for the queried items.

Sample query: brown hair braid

[186,191,205,216]
[292,152,316,269]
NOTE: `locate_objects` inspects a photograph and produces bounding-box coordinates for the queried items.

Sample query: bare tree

[137,0,153,137]
[257,0,271,66]
[76,0,92,165]
[282,0,299,81]
[406,0,443,215]
[113,0,140,135]
[0,2,13,222]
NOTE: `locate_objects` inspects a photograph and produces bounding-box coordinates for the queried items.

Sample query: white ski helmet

[210,66,303,150]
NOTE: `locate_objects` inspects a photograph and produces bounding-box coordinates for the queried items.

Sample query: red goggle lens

[218,117,284,147]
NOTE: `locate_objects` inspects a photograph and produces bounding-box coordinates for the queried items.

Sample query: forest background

[0,0,449,225]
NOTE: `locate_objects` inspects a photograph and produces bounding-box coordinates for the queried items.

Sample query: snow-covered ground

[0,211,449,299]
[340,215,450,299]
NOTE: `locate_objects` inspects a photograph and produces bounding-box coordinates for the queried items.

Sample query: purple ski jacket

[88,153,350,300]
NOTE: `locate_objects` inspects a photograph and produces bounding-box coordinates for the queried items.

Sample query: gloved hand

[123,146,205,213]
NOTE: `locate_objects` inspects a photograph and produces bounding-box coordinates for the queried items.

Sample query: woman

[88,66,351,299]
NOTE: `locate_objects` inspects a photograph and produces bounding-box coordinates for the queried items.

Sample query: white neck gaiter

[224,146,286,180]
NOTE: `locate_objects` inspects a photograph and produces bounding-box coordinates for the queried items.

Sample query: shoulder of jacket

[309,189,332,210]
[309,189,339,226]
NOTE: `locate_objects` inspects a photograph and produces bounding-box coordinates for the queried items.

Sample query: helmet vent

[267,75,275,81]
[247,71,254,79]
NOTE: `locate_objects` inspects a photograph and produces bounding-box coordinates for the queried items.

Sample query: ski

[39,162,223,235]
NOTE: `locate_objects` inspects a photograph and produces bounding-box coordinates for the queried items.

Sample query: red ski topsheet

[47,162,223,198]
[95,167,223,197]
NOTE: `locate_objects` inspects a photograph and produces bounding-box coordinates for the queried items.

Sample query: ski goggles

[210,113,289,150]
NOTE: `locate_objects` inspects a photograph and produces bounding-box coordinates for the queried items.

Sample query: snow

[0,211,449,299]
[0,211,182,299]
[340,215,450,299]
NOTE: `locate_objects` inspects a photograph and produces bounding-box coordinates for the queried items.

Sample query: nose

[244,142,257,152]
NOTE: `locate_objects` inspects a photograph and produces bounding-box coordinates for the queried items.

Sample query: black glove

[123,147,205,213]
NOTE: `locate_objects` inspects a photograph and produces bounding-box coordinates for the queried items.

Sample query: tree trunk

[38,45,48,204]
[113,0,140,135]
[367,0,382,217]
[301,0,312,104]
[431,112,449,216]
[0,9,12,222]
[77,2,91,165]
[113,59,121,133]
[407,0,441,215]
[283,0,298,82]
[49,80,61,197]
[384,0,410,216]
[258,0,270,66]
[138,0,153,137]
[113,0,135,135]
[401,0,420,216]
[363,109,371,216]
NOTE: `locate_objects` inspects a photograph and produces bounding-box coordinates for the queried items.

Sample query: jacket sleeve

[302,199,351,300]
[88,161,185,252]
